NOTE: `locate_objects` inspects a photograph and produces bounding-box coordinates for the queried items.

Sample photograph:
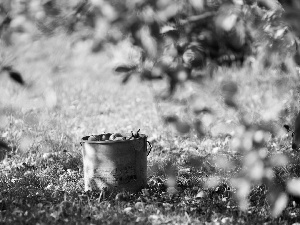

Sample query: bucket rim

[80,133,147,144]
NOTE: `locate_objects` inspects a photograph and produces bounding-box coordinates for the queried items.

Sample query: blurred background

[1,0,300,223]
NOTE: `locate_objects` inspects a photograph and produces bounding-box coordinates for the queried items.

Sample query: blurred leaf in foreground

[214,155,234,171]
[231,178,251,211]
[205,176,220,189]
[270,192,288,218]
[287,179,300,197]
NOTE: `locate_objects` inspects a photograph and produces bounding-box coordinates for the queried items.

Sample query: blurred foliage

[1,0,300,218]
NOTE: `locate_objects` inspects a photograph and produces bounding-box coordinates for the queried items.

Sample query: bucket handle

[147,141,152,156]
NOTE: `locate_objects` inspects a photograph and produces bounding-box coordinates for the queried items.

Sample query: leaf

[224,98,238,109]
[193,107,213,115]
[123,207,132,214]
[175,121,191,134]
[91,40,103,53]
[271,192,288,218]
[194,120,205,138]
[270,154,289,167]
[164,115,178,123]
[231,178,251,211]
[287,179,300,197]
[283,124,291,132]
[141,68,163,80]
[0,140,9,161]
[249,160,264,181]
[214,155,234,171]
[121,73,132,84]
[149,21,161,39]
[218,14,238,32]
[164,116,190,134]
[196,191,205,198]
[114,64,137,73]
[9,70,25,85]
[293,111,300,150]
[161,25,179,40]
[294,47,300,66]
[140,26,158,58]
[222,81,238,98]
[189,0,204,10]
[205,176,220,189]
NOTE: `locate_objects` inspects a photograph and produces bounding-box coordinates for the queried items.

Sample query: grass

[0,33,300,224]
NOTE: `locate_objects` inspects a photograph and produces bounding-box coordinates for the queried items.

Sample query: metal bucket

[80,134,151,192]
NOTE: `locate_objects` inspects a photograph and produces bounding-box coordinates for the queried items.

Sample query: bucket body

[80,134,148,192]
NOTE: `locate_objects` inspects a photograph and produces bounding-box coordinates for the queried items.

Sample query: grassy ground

[0,34,300,224]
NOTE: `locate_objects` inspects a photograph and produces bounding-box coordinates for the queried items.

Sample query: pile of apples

[88,129,141,142]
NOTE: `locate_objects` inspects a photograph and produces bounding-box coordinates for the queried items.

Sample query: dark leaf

[163,116,191,134]
[0,140,9,161]
[193,107,213,115]
[292,111,300,150]
[194,120,205,138]
[224,98,238,109]
[294,49,300,66]
[164,115,178,123]
[175,121,191,134]
[1,15,11,27]
[114,64,137,73]
[0,141,9,151]
[1,66,12,71]
[91,40,104,53]
[141,68,163,80]
[121,73,132,84]
[140,69,152,80]
[161,26,180,40]
[279,63,289,73]
[222,81,238,98]
[9,70,25,85]
[283,124,290,132]
[169,79,177,95]
[150,21,161,39]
